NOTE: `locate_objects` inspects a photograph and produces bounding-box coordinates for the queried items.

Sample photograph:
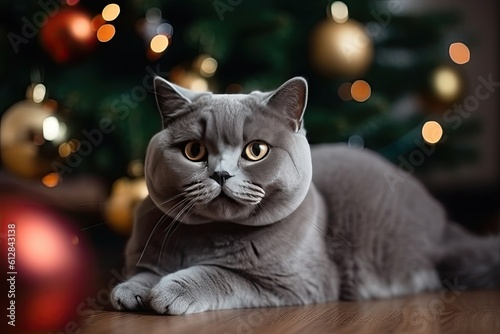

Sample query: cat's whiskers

[135,194,194,269]
[135,192,185,218]
[135,212,169,269]
[157,198,198,267]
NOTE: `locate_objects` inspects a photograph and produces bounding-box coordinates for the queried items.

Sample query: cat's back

[310,142,445,245]
[311,143,403,196]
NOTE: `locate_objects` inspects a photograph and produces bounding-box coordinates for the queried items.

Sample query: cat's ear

[264,77,308,132]
[154,76,200,127]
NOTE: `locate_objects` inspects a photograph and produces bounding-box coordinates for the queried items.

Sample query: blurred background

[0,0,498,332]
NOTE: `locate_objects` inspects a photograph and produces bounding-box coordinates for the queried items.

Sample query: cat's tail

[436,222,500,288]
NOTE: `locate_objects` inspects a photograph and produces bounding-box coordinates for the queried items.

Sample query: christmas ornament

[0,197,93,331]
[311,18,373,77]
[1,86,66,179]
[40,8,96,63]
[105,161,149,235]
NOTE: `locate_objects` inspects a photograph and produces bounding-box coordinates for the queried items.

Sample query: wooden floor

[81,290,500,334]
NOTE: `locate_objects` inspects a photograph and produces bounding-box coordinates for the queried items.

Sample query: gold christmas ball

[0,100,60,178]
[105,177,149,235]
[311,19,374,77]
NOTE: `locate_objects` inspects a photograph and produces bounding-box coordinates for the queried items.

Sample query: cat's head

[145,76,312,226]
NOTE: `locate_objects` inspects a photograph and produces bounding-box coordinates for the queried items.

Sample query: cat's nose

[210,171,233,186]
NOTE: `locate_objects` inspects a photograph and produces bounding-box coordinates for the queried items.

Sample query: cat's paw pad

[111,281,151,311]
[149,278,210,315]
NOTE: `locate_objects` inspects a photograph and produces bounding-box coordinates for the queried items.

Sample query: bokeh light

[348,135,364,149]
[150,34,169,53]
[432,67,461,101]
[331,1,349,23]
[338,82,352,101]
[199,57,218,77]
[146,8,162,23]
[69,15,92,41]
[190,77,209,92]
[42,173,60,188]
[157,22,174,36]
[422,121,443,144]
[449,42,470,65]
[102,4,120,22]
[97,24,116,42]
[68,139,80,152]
[18,213,74,275]
[42,116,60,141]
[351,80,371,102]
[32,84,46,103]
[58,142,72,158]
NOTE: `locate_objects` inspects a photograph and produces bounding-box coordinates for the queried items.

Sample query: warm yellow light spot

[433,67,460,101]
[70,16,92,40]
[331,1,349,23]
[449,42,470,65]
[422,121,443,144]
[42,173,60,188]
[97,24,116,42]
[351,80,371,102]
[58,143,72,158]
[102,4,120,22]
[338,82,352,101]
[33,83,46,103]
[68,139,80,152]
[200,57,218,77]
[128,159,144,177]
[150,35,169,53]
[190,78,209,92]
[42,116,60,141]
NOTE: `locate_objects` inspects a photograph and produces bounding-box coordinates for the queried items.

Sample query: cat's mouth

[216,191,233,201]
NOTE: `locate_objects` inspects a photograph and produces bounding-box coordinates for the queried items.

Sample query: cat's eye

[183,141,207,161]
[243,141,270,161]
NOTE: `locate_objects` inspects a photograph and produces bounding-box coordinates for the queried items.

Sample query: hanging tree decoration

[39,7,96,63]
[1,71,69,180]
[310,1,374,77]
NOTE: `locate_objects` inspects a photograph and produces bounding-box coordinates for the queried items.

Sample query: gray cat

[111,76,499,315]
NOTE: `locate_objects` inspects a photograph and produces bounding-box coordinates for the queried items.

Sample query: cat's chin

[191,195,256,223]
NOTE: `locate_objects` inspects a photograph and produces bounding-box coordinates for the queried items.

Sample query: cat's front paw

[149,277,211,315]
[111,281,151,311]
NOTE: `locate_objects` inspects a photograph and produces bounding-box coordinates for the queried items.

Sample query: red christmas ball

[0,197,95,331]
[40,8,96,63]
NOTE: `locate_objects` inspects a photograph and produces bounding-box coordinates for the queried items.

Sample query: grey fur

[111,76,500,315]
